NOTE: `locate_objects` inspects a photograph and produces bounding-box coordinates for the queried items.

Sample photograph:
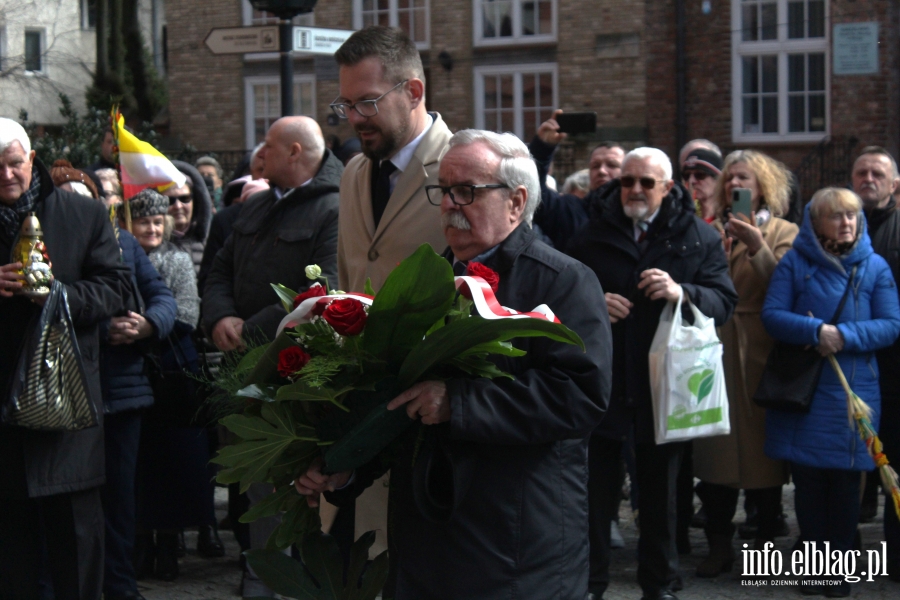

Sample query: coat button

[368,248,379,261]
[805,274,810,280]
[681,246,686,251]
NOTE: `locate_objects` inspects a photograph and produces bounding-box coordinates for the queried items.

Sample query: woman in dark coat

[99,226,177,600]
[762,187,900,596]
[124,189,216,582]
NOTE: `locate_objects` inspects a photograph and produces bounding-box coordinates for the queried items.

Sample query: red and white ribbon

[275,278,558,336]
[454,276,559,323]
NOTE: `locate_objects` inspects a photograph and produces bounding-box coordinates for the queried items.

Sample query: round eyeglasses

[330,80,408,119]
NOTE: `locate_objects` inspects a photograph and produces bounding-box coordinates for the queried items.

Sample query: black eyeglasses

[330,80,408,119]
[424,184,509,206]
[167,194,192,205]
[620,176,665,190]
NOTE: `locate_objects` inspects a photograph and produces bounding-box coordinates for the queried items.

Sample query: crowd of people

[2,24,900,600]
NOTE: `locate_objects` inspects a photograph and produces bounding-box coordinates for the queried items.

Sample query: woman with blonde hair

[693,150,798,577]
[762,187,900,596]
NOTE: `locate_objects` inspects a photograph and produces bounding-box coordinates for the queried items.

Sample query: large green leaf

[273,501,322,550]
[271,283,299,314]
[244,549,321,600]
[353,550,389,600]
[447,355,514,379]
[276,379,353,408]
[299,533,345,600]
[346,531,389,600]
[362,244,455,368]
[239,485,298,524]
[397,315,584,388]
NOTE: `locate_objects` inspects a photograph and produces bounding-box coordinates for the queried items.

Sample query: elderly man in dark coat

[567,147,737,600]
[297,129,613,600]
[0,118,131,598]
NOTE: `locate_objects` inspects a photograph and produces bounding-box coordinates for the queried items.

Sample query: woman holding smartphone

[693,150,798,577]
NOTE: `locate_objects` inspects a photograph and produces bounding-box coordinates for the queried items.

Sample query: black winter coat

[198,203,243,294]
[0,159,131,498]
[99,229,177,414]
[328,223,612,600]
[202,150,342,343]
[567,180,737,443]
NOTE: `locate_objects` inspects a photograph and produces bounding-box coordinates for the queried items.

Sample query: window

[474,0,556,46]
[353,0,429,48]
[244,76,316,148]
[474,64,557,141]
[242,0,315,26]
[24,30,43,73]
[0,28,5,73]
[82,0,98,30]
[732,0,828,142]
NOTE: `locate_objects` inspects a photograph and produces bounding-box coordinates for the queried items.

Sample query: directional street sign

[292,27,354,54]
[204,26,279,54]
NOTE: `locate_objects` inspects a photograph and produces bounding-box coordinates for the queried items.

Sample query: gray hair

[0,118,32,154]
[447,129,541,224]
[622,147,673,181]
[195,156,223,179]
[679,138,722,164]
[856,146,900,179]
[562,169,590,195]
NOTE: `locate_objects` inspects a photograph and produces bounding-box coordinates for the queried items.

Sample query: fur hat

[682,149,723,177]
[50,159,99,198]
[126,188,169,218]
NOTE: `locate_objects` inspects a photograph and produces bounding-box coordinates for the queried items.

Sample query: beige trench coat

[693,217,798,489]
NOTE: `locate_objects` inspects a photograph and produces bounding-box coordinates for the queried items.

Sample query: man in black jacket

[202,116,342,598]
[0,118,131,598]
[296,129,612,600]
[852,146,900,577]
[567,147,737,600]
[528,110,625,248]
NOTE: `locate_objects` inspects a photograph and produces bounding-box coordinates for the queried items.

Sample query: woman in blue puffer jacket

[762,187,900,596]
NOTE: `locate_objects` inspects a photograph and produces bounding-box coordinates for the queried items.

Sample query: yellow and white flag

[112,112,185,198]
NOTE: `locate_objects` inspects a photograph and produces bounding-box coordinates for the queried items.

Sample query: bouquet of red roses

[212,245,582,553]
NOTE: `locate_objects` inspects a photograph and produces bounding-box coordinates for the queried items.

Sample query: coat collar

[441,221,535,277]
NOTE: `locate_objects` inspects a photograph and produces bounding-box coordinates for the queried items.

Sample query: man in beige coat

[329,25,452,574]
[333,26,451,294]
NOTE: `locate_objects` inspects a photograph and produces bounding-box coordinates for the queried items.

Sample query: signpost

[203,26,279,55]
[292,27,354,54]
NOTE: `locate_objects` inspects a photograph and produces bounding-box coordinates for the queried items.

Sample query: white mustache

[441,211,471,231]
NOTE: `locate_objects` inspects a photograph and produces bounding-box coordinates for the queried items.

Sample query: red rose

[277,346,311,379]
[293,284,327,309]
[461,262,500,299]
[322,298,367,336]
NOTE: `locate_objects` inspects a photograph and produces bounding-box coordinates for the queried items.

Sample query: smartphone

[555,112,597,135]
[732,188,752,219]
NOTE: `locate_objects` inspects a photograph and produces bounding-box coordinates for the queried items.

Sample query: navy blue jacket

[763,206,900,470]
[99,229,177,414]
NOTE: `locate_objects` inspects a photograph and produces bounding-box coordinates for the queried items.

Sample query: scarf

[817,234,856,257]
[0,165,41,242]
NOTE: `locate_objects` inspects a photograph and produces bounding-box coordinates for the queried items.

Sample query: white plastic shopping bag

[648,289,729,444]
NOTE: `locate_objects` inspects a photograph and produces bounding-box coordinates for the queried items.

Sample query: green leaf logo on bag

[687,369,715,404]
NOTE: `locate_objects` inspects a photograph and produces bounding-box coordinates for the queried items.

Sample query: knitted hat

[682,149,723,177]
[126,188,169,218]
[50,159,99,198]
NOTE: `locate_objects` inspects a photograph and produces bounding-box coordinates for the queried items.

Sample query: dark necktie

[637,221,649,243]
[453,261,468,276]
[371,160,398,228]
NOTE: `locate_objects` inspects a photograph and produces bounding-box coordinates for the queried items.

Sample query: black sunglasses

[167,194,192,205]
[620,176,664,190]
[683,171,711,182]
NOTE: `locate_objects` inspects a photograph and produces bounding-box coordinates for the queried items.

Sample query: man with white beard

[566,147,737,600]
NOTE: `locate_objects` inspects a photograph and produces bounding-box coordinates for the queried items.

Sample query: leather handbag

[753,266,856,413]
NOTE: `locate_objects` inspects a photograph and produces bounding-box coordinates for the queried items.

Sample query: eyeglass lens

[168,194,192,205]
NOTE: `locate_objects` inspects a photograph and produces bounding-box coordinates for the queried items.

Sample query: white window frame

[244,75,317,149]
[352,0,430,50]
[241,0,314,61]
[731,0,830,143]
[473,0,557,47]
[23,29,46,75]
[0,28,6,73]
[473,63,558,141]
[81,0,96,30]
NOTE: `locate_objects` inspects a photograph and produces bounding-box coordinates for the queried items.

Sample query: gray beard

[441,211,471,231]
[623,202,649,220]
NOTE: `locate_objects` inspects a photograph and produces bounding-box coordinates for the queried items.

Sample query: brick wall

[646,0,899,174]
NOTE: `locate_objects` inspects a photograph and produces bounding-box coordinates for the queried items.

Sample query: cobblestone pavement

[141,484,898,599]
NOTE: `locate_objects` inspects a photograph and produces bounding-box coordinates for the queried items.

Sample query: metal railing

[794,136,859,202]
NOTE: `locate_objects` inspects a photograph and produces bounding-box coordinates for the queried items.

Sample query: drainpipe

[675,0,686,174]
